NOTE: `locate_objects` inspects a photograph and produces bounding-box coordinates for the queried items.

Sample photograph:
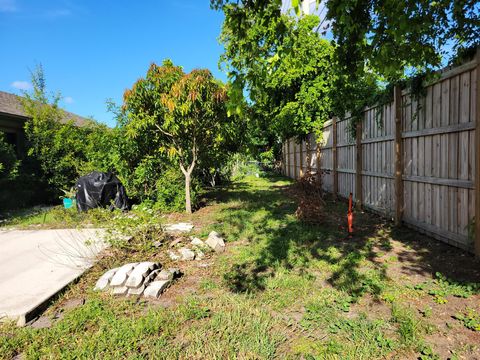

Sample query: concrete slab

[0,228,107,326]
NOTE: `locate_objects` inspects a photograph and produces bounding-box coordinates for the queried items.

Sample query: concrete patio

[0,228,107,326]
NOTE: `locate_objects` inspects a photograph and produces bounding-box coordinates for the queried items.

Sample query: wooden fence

[282,52,480,256]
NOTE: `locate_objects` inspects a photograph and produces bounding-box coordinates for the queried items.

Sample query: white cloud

[0,0,17,12]
[11,81,32,91]
[64,96,74,104]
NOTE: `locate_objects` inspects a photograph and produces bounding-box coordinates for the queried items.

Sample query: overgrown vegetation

[0,63,245,215]
[2,174,479,358]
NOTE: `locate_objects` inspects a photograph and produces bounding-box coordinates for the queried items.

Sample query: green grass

[1,173,479,359]
[1,206,114,228]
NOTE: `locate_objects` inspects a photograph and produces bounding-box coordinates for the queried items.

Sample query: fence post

[293,140,297,179]
[316,137,321,182]
[333,117,338,199]
[299,140,304,178]
[306,135,312,174]
[355,120,363,209]
[285,139,291,177]
[394,85,404,226]
[475,49,480,257]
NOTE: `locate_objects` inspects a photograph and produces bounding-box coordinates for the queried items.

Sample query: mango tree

[122,61,229,213]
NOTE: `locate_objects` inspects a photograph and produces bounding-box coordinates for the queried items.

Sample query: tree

[214,0,336,154]
[214,0,478,134]
[22,65,87,190]
[122,61,229,213]
[22,65,120,194]
[325,0,479,82]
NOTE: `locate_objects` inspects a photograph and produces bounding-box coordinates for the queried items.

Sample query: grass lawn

[1,173,480,359]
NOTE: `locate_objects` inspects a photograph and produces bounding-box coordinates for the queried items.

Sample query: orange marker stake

[348,192,353,236]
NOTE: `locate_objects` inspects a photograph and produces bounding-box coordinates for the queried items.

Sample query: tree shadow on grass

[216,173,480,298]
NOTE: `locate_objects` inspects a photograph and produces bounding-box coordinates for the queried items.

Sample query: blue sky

[0,0,226,126]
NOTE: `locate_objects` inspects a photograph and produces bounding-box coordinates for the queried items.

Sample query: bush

[154,166,201,212]
[0,133,19,182]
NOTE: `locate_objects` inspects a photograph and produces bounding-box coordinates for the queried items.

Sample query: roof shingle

[0,90,89,126]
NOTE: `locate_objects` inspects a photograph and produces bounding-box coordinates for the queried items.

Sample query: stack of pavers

[94,262,180,298]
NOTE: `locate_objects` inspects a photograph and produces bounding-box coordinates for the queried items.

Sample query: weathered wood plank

[460,71,471,124]
[299,140,304,178]
[402,120,475,139]
[333,117,338,198]
[475,51,480,257]
[433,82,442,128]
[356,121,363,208]
[402,175,473,189]
[394,85,404,225]
[292,140,297,180]
[459,131,469,180]
[441,79,450,127]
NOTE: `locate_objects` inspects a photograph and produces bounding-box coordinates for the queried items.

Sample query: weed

[420,306,432,318]
[418,345,440,360]
[391,304,423,346]
[454,308,480,331]
[199,278,218,290]
[413,272,480,303]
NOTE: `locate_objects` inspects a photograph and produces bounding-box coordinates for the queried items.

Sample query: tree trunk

[180,141,197,214]
[185,171,192,214]
[180,158,196,214]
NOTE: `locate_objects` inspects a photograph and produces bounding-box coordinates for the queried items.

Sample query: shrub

[154,166,201,212]
[0,133,19,182]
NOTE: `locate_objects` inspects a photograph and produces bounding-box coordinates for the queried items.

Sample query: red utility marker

[348,192,353,235]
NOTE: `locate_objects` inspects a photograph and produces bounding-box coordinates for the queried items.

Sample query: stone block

[168,268,181,279]
[112,286,128,295]
[164,222,194,233]
[205,231,225,253]
[144,280,171,298]
[94,267,119,291]
[168,250,180,261]
[110,263,138,286]
[156,269,174,281]
[179,247,195,261]
[125,262,158,288]
[195,250,205,260]
[127,284,145,295]
[190,237,206,247]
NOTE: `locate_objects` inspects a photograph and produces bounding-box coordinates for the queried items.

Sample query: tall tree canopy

[214,0,336,155]
[213,0,478,138]
[325,0,479,82]
[122,61,230,213]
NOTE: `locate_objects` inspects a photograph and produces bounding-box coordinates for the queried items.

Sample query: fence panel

[281,55,479,253]
[336,117,356,200]
[362,104,395,217]
[319,120,334,192]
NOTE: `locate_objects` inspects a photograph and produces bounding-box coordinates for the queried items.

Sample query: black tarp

[75,171,130,212]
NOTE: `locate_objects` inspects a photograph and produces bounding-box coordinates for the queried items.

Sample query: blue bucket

[63,198,73,209]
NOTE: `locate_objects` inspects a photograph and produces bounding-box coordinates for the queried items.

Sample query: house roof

[0,90,89,126]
